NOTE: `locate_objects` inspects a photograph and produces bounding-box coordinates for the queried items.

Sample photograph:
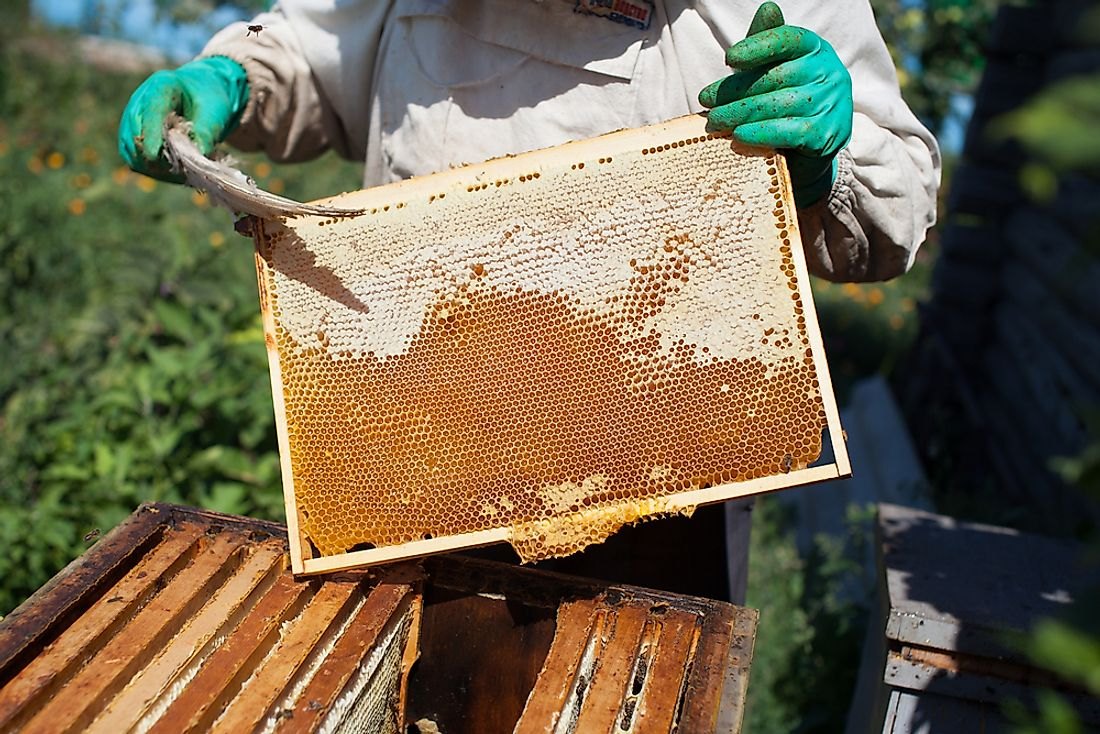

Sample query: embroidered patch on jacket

[574,0,653,30]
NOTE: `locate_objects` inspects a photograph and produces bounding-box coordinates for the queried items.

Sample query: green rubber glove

[698,2,853,207]
[118,56,250,183]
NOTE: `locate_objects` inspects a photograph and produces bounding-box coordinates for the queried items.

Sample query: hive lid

[249,114,850,575]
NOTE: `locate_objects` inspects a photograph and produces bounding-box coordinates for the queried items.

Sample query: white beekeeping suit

[200,0,940,283]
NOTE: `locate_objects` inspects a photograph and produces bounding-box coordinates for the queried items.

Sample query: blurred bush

[0,25,359,613]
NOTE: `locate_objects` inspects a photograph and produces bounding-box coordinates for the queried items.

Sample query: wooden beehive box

[0,504,758,733]
[247,114,849,575]
[847,503,1100,733]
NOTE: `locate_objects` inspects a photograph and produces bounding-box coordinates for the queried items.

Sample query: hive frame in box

[249,114,851,576]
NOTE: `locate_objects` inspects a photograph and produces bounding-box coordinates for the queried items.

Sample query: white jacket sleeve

[199,2,390,163]
[697,0,941,282]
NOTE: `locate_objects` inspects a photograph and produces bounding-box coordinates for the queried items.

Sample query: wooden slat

[631,609,700,731]
[284,582,416,732]
[0,504,169,682]
[85,540,287,733]
[575,603,650,731]
[209,580,362,733]
[513,599,602,734]
[0,526,205,731]
[20,532,245,734]
[713,606,758,733]
[675,604,737,732]
[146,572,316,734]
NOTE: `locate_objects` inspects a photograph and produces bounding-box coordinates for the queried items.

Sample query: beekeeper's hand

[118,56,250,183]
[698,1,853,208]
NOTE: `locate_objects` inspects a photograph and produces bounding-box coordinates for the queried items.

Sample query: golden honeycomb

[253,115,833,567]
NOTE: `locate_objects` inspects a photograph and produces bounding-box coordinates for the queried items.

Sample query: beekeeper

[119,0,939,601]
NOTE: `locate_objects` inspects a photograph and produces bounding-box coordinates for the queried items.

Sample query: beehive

[0,504,758,733]
[0,505,422,734]
[250,114,850,574]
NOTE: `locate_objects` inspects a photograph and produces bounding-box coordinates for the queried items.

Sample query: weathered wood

[880,503,1099,660]
[631,609,700,730]
[0,505,756,733]
[284,576,420,733]
[0,524,203,731]
[209,580,363,733]
[85,540,287,733]
[882,689,1013,734]
[575,604,651,730]
[513,601,602,734]
[0,503,168,683]
[21,533,243,734]
[677,604,740,732]
[146,572,316,734]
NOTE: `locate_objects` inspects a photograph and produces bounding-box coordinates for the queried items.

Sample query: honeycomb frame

[249,114,851,576]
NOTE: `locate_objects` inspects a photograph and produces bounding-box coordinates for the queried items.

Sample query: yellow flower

[68,198,87,216]
[900,298,916,313]
[112,166,131,184]
[254,161,272,179]
[269,178,285,194]
[191,190,209,208]
[79,146,100,164]
[46,151,65,169]
[71,172,92,189]
[137,176,157,193]
[27,156,44,174]
[209,231,226,248]
[890,314,905,331]
[0,140,9,157]
[74,119,90,135]
[867,288,885,306]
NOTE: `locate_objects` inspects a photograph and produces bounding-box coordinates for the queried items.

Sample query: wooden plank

[575,603,651,731]
[0,525,205,731]
[209,580,362,733]
[879,503,1100,660]
[283,582,417,732]
[513,600,603,734]
[20,532,244,734]
[885,649,1100,725]
[85,540,287,733]
[146,572,316,734]
[0,504,169,681]
[883,689,1011,734]
[629,609,700,732]
[675,603,738,732]
[714,606,758,734]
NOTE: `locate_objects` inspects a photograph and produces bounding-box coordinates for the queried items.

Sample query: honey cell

[254,115,837,568]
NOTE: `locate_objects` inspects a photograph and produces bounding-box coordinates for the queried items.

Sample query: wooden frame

[251,114,851,576]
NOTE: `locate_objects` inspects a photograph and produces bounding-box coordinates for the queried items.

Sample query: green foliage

[0,32,359,614]
[745,499,878,733]
[869,0,1000,134]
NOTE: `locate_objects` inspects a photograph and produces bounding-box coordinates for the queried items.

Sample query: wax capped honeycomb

[253,115,844,572]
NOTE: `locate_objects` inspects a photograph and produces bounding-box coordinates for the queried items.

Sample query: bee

[781,454,793,473]
[83,528,101,542]
[246,24,264,37]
